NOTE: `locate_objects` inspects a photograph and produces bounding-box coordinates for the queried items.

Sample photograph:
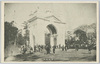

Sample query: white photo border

[1,1,99,63]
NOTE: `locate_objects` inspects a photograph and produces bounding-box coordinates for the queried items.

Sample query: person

[65,41,68,51]
[34,45,36,52]
[75,44,79,51]
[59,44,61,49]
[30,47,33,54]
[22,45,27,54]
[56,45,58,49]
[65,45,67,51]
[87,41,94,54]
[45,45,49,54]
[62,45,65,51]
[38,45,41,52]
[53,46,56,53]
[40,45,42,51]
[74,39,80,51]
[41,45,43,49]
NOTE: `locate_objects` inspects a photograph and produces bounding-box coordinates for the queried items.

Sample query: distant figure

[56,45,58,49]
[21,45,27,54]
[38,45,41,52]
[59,44,61,49]
[36,46,38,52]
[62,45,65,51]
[74,40,80,51]
[75,44,79,51]
[65,41,68,51]
[30,47,33,54]
[34,46,36,52]
[53,46,56,53]
[88,43,94,54]
[88,40,92,54]
[45,44,51,54]
[65,45,67,51]
[40,45,43,51]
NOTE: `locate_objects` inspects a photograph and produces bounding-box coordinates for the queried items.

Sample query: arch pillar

[29,30,35,51]
[50,34,58,47]
[29,30,34,50]
[50,35,54,47]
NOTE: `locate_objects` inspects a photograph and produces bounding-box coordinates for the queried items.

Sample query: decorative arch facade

[28,16,66,50]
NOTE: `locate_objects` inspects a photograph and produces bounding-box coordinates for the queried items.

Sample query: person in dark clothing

[40,45,43,51]
[65,42,67,51]
[34,46,36,52]
[53,46,56,53]
[30,47,33,54]
[56,45,58,49]
[88,43,94,54]
[59,44,61,49]
[65,45,67,51]
[75,44,79,51]
[87,40,94,54]
[75,40,80,51]
[22,45,27,54]
[62,45,65,51]
[38,45,41,52]
[45,44,51,54]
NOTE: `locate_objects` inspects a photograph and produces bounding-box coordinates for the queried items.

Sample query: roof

[28,15,66,24]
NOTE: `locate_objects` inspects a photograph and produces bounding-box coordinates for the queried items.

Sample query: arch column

[29,30,34,51]
[53,34,58,46]
[50,35,54,47]
[50,34,58,47]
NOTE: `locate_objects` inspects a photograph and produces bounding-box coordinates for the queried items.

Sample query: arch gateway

[28,15,66,50]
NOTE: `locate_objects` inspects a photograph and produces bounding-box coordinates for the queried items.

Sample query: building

[28,15,66,50]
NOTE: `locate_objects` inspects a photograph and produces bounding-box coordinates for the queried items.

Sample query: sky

[4,3,97,31]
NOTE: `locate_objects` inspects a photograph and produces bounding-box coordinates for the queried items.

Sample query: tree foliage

[74,29,87,42]
[16,32,25,45]
[5,21,18,48]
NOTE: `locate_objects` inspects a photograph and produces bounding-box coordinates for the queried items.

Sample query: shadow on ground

[14,53,42,61]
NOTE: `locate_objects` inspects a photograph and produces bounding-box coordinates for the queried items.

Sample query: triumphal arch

[28,15,66,50]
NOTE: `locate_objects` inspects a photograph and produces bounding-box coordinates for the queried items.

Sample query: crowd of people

[20,39,96,55]
[20,44,63,54]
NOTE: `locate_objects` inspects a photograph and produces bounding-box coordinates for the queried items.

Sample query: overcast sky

[4,3,97,31]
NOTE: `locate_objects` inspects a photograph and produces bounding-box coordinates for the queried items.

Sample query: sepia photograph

[1,1,99,63]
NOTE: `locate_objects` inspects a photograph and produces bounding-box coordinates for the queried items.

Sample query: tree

[90,23,96,38]
[74,29,87,43]
[76,23,96,39]
[5,21,18,48]
[16,32,25,45]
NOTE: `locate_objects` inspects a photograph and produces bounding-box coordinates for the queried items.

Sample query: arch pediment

[28,15,66,24]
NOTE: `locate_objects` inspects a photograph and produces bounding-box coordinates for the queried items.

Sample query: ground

[5,49,96,62]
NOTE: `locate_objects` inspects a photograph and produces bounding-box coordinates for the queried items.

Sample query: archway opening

[47,24,57,34]
[45,24,57,46]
